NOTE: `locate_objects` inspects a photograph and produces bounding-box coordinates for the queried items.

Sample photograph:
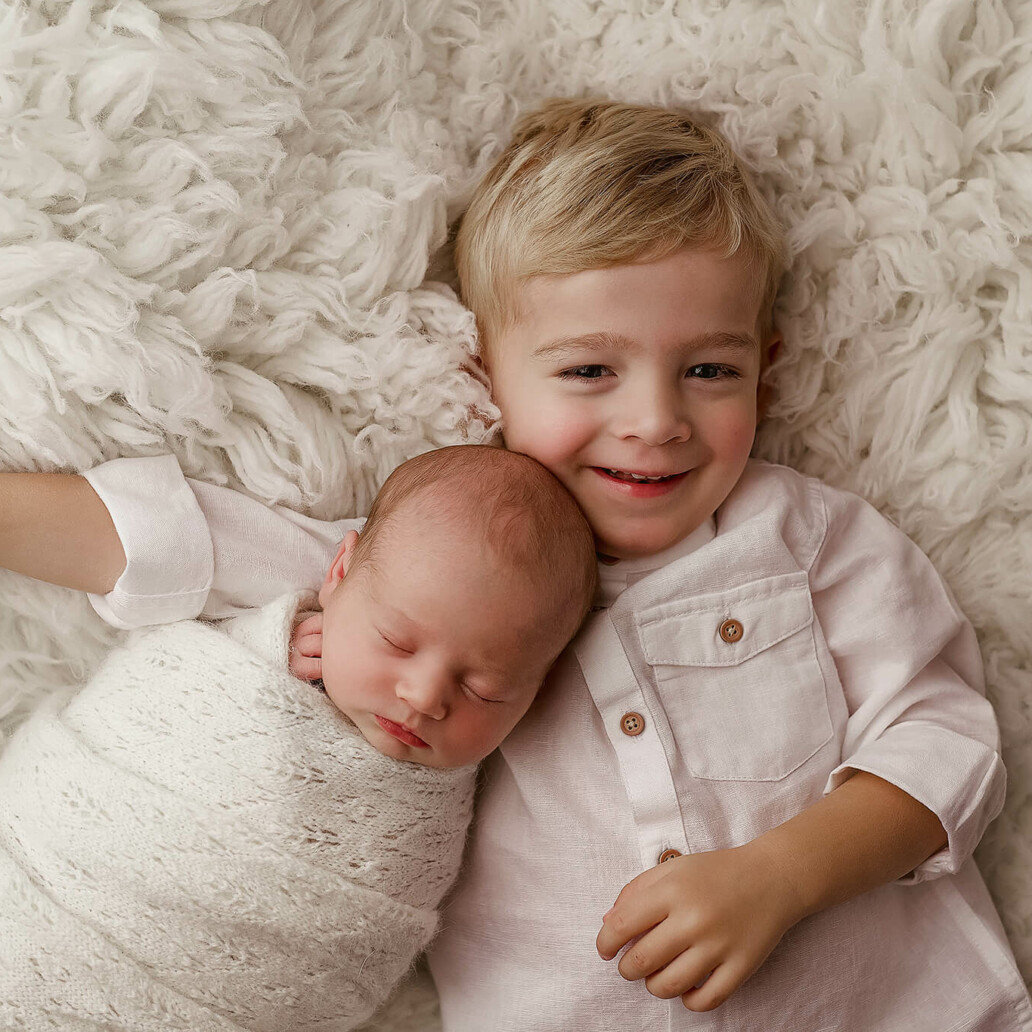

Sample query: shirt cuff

[825,722,1007,884]
[82,455,214,629]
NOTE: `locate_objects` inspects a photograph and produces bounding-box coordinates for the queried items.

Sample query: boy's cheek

[708,401,760,453]
[502,409,594,467]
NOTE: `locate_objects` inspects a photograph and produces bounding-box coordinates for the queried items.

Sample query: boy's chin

[597,526,690,561]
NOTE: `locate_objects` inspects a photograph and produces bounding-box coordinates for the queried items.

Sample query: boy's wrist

[741,772,949,924]
[738,833,817,925]
[0,472,127,593]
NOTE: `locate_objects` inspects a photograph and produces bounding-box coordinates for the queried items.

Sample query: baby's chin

[341,711,480,769]
[318,681,488,768]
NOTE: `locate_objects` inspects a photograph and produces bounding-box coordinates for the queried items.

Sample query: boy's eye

[558,364,611,381]
[688,363,739,380]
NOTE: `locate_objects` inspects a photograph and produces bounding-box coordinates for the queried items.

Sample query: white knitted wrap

[0,593,476,1031]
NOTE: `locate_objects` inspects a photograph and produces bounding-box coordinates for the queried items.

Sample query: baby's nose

[397,678,448,719]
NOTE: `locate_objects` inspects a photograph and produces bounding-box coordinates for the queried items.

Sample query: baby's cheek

[446,709,502,766]
[320,651,365,716]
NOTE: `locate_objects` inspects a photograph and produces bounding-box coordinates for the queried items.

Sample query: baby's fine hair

[455,97,786,349]
[350,445,598,632]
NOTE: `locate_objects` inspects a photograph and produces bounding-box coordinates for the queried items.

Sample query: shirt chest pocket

[637,573,833,782]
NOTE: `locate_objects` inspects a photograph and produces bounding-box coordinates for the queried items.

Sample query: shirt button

[658,848,682,864]
[719,618,744,643]
[620,712,645,736]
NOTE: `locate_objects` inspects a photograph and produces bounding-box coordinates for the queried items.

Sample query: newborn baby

[0,445,597,1032]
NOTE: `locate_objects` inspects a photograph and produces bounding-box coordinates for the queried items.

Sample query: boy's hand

[289,611,324,682]
[596,842,805,1012]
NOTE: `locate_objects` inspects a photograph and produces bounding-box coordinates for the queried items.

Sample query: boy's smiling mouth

[591,467,690,497]
[597,468,685,483]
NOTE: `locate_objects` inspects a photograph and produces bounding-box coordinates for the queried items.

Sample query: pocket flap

[638,572,814,668]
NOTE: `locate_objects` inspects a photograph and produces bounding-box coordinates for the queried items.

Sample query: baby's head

[316,445,598,768]
[455,98,787,560]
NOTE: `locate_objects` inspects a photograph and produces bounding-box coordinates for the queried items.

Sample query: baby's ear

[318,529,361,609]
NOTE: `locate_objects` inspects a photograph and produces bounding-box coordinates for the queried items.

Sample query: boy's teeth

[605,469,669,483]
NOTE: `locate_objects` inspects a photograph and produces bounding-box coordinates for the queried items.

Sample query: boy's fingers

[597,864,671,960]
[596,898,665,960]
[680,958,750,1013]
[642,946,717,1000]
[616,921,691,982]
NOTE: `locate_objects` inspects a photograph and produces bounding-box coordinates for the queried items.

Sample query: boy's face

[315,521,568,768]
[485,247,774,559]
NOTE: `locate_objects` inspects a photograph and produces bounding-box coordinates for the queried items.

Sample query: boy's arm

[0,472,126,593]
[748,769,947,917]
[597,771,946,1012]
[2,456,359,628]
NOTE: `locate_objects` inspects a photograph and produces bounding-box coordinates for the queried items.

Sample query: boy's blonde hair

[455,98,786,350]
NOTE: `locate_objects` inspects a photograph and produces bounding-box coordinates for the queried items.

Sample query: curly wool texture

[0,592,476,1031]
[0,0,1030,1023]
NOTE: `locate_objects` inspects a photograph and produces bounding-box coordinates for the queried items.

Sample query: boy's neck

[592,519,716,607]
[599,518,716,567]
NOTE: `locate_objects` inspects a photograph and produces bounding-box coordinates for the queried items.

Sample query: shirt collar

[595,518,716,607]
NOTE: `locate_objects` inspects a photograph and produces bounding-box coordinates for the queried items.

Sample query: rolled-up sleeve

[83,455,359,628]
[811,482,1006,883]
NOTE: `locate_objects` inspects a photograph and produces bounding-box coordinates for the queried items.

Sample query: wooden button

[620,712,645,736]
[658,848,682,864]
[719,618,743,643]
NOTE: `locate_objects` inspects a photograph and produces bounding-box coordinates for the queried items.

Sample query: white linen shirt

[83,455,1032,1031]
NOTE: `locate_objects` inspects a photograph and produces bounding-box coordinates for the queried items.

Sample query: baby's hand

[289,611,324,683]
[596,842,804,1012]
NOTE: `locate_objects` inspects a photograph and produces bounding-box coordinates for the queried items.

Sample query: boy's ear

[318,529,361,610]
[756,331,783,421]
[462,349,492,388]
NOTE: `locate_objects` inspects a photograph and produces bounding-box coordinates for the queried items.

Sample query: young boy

[3,99,1030,1029]
[0,446,597,1031]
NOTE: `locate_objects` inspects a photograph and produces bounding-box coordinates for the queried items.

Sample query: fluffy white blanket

[0,593,475,1030]
[1,0,1030,1025]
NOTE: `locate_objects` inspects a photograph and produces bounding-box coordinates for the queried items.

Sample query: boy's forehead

[505,248,767,348]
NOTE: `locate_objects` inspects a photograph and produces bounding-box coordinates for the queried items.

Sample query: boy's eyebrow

[532,330,758,361]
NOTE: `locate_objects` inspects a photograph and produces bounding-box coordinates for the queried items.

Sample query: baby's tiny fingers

[290,653,324,682]
[294,631,323,657]
[294,613,323,637]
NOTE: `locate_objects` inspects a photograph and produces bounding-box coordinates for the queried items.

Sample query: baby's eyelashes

[379,631,413,654]
[460,680,503,704]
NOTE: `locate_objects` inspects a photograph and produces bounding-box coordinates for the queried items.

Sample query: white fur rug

[1,0,1030,1024]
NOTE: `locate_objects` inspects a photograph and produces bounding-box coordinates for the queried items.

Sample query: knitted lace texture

[0,593,476,1031]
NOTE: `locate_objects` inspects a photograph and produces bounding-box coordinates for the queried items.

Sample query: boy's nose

[618,387,691,446]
